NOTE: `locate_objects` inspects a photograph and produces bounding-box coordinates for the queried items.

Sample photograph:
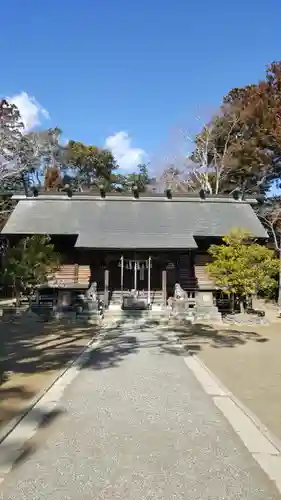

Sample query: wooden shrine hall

[1,191,267,311]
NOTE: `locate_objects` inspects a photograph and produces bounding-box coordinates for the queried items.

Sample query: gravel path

[0,318,280,499]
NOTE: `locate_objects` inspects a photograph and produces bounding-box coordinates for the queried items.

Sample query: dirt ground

[175,321,281,443]
[0,312,97,432]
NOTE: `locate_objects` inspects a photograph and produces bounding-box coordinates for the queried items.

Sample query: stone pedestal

[57,290,72,309]
[76,299,101,325]
[83,299,99,313]
[195,291,222,323]
[122,296,148,310]
[53,310,77,321]
[167,298,195,324]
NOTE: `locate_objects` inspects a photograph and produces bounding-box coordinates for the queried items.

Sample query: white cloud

[60,136,69,146]
[8,92,50,132]
[105,131,146,171]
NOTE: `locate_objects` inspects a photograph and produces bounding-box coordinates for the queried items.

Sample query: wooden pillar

[176,253,181,282]
[104,269,109,307]
[190,249,195,275]
[162,269,167,308]
[120,255,124,300]
[134,260,137,291]
[74,263,79,284]
[148,256,151,305]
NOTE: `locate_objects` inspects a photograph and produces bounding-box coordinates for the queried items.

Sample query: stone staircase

[109,290,163,308]
[104,306,166,323]
[104,289,165,322]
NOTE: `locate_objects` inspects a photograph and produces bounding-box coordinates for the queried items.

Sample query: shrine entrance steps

[109,290,163,308]
[104,304,166,323]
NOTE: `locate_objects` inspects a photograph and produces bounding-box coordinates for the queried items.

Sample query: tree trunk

[28,289,34,308]
[15,288,21,313]
[239,298,244,313]
[230,293,235,313]
[215,173,220,195]
[14,277,22,314]
[245,294,251,310]
[278,246,281,310]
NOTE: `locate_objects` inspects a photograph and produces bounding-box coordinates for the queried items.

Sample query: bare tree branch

[259,214,279,251]
[185,113,243,194]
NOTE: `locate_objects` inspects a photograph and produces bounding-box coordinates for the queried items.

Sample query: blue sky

[1,0,281,173]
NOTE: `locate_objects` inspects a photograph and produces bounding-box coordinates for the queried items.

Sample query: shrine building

[1,191,267,313]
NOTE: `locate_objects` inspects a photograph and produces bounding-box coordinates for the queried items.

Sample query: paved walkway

[0,319,280,499]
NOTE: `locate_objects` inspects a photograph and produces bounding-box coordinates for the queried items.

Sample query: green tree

[257,196,281,306]
[0,236,59,384]
[2,235,60,306]
[120,164,151,192]
[66,140,119,189]
[207,229,279,312]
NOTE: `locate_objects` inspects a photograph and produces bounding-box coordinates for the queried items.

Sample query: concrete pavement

[0,318,280,499]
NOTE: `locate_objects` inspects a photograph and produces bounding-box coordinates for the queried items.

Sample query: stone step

[104,310,166,321]
[76,309,103,324]
[180,285,195,289]
[111,291,163,296]
[110,291,163,304]
[194,313,222,323]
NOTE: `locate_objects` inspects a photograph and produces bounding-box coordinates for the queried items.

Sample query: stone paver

[0,318,280,499]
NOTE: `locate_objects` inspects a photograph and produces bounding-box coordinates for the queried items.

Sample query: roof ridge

[12,194,258,204]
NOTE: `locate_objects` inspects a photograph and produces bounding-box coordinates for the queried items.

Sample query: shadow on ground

[0,311,272,476]
[0,317,95,376]
[0,406,65,472]
[0,310,156,427]
[0,310,97,428]
[84,313,162,370]
[0,309,270,378]
[81,315,271,371]
[0,310,270,429]
[167,321,270,355]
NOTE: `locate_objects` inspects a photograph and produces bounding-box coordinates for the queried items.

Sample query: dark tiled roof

[1,196,267,249]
